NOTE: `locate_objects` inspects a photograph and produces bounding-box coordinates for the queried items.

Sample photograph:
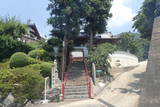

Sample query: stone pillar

[139,17,160,107]
[51,60,57,88]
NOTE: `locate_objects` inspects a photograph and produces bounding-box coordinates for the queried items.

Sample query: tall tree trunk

[61,35,67,80]
[89,30,93,50]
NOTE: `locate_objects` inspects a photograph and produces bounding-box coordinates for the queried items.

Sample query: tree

[133,0,160,40]
[0,17,32,61]
[47,0,81,40]
[81,0,112,49]
[47,0,82,78]
[117,32,149,60]
[87,43,117,72]
[47,0,112,48]
[0,17,28,39]
[0,35,32,61]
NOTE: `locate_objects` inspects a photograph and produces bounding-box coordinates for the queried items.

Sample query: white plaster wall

[109,51,139,68]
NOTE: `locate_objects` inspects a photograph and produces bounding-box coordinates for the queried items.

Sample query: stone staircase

[64,62,89,100]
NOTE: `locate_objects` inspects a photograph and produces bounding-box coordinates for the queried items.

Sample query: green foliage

[0,67,44,103]
[0,61,9,70]
[81,0,112,48]
[0,17,28,39]
[133,0,160,40]
[0,35,32,61]
[117,32,149,60]
[27,40,47,49]
[29,62,53,78]
[28,49,49,61]
[27,41,39,49]
[47,37,62,47]
[43,37,63,60]
[0,69,14,98]
[9,52,29,68]
[28,57,42,64]
[47,0,112,48]
[87,43,117,71]
[47,0,81,39]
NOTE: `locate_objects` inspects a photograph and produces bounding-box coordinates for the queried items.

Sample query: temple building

[73,32,120,46]
[19,24,45,43]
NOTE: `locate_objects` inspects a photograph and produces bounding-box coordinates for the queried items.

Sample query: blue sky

[0,0,144,37]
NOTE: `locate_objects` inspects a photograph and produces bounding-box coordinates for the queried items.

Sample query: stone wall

[109,51,139,68]
[139,17,160,107]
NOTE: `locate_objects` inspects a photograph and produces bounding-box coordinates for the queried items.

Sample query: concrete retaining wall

[109,51,138,68]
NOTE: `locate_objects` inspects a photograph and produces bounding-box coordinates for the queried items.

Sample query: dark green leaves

[133,0,160,40]
[87,43,116,71]
[0,17,28,39]
[117,32,149,60]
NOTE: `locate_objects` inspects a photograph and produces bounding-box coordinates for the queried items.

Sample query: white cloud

[108,0,136,28]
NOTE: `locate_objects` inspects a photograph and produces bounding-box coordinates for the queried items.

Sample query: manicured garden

[0,17,54,106]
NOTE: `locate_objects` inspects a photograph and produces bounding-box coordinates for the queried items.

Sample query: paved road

[30,61,147,107]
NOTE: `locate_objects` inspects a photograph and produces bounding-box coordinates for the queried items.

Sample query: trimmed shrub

[0,67,44,104]
[28,57,42,64]
[29,62,53,77]
[28,49,48,61]
[0,61,9,70]
[9,52,29,68]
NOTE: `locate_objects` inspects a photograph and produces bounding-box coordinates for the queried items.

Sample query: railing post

[84,62,92,98]
[61,82,64,101]
[89,80,91,98]
[61,72,68,101]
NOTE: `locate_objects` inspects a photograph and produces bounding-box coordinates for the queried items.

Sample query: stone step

[64,91,88,95]
[65,85,88,89]
[64,94,88,99]
[64,86,88,90]
[65,88,88,92]
[68,76,86,78]
[66,81,87,83]
[69,69,84,71]
[67,72,85,74]
[67,78,86,80]
[66,85,87,87]
[67,77,86,80]
[66,82,88,86]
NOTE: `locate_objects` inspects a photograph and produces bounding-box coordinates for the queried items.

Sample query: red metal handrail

[84,61,92,98]
[61,72,68,101]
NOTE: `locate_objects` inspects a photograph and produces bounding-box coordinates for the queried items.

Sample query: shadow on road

[115,71,146,95]
[97,99,115,107]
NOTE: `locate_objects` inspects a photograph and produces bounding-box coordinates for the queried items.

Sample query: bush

[27,41,39,49]
[87,43,117,72]
[0,67,44,104]
[28,49,49,61]
[28,57,42,64]
[9,52,29,68]
[29,62,53,77]
[0,35,33,61]
[0,61,9,70]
